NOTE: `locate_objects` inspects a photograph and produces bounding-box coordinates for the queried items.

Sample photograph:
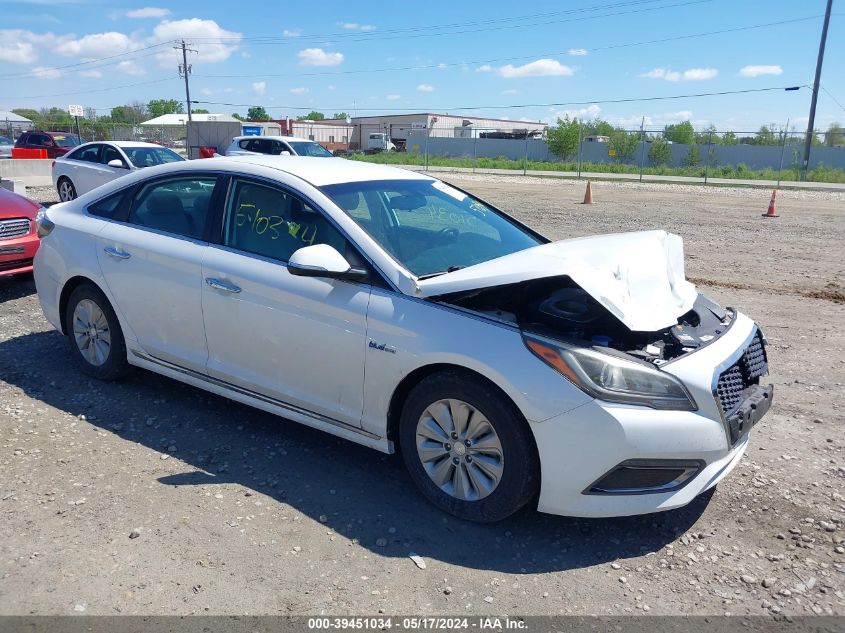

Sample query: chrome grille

[0,218,31,241]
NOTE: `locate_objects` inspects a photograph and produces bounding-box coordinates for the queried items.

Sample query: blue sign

[242,126,261,136]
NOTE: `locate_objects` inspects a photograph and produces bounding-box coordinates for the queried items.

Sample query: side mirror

[280,150,291,156]
[107,159,127,169]
[288,244,367,281]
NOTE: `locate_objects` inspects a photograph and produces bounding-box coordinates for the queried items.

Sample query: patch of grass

[346,153,845,183]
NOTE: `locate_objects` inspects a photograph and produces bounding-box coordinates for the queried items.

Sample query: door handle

[104,247,131,260]
[205,277,242,293]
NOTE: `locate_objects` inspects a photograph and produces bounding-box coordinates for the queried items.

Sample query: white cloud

[339,22,376,31]
[55,31,135,58]
[554,104,602,121]
[606,110,694,127]
[252,81,266,96]
[126,7,170,18]
[152,19,242,65]
[290,87,308,95]
[0,41,37,64]
[417,83,434,92]
[116,60,145,75]
[386,94,401,100]
[501,89,518,95]
[32,66,61,79]
[297,47,344,67]
[640,67,718,81]
[498,59,575,78]
[567,48,588,56]
[476,64,493,73]
[739,64,782,77]
[282,29,301,37]
[79,69,102,78]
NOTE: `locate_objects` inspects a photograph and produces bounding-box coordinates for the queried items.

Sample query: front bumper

[529,311,773,517]
[0,226,39,276]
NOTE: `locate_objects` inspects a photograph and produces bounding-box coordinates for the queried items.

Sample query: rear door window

[73,145,101,162]
[128,176,217,240]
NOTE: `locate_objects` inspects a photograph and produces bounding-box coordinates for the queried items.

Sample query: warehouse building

[350,113,547,150]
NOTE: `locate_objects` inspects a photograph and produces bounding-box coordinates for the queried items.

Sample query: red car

[14,130,82,158]
[0,188,41,277]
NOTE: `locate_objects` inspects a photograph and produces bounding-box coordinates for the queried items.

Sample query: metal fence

[2,119,184,149]
[388,126,845,184]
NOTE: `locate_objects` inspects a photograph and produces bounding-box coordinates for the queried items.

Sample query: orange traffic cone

[762,189,779,217]
[581,180,594,204]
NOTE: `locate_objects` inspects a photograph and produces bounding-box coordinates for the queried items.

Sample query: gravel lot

[1,177,843,616]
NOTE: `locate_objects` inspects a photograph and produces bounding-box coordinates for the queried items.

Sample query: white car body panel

[33,156,771,518]
[201,244,370,427]
[415,230,697,332]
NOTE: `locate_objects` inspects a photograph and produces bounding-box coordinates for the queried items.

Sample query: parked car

[15,131,82,158]
[224,135,333,157]
[53,141,185,201]
[0,135,14,159]
[0,187,41,277]
[33,156,772,522]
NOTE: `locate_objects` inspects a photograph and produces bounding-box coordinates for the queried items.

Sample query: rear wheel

[399,370,539,523]
[65,284,129,380]
[57,178,76,202]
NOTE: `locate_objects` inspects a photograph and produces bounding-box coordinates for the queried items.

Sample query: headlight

[35,207,54,238]
[524,335,697,411]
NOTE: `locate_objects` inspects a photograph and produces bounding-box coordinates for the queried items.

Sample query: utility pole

[175,40,197,122]
[801,0,833,181]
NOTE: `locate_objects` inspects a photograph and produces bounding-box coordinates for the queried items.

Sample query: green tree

[192,108,210,114]
[684,144,700,166]
[148,99,184,118]
[694,124,718,145]
[232,113,245,121]
[721,131,738,145]
[296,111,326,121]
[609,128,639,160]
[826,122,844,147]
[110,102,148,123]
[664,121,695,145]
[332,112,350,120]
[546,116,580,159]
[752,125,778,146]
[247,106,271,121]
[648,136,671,166]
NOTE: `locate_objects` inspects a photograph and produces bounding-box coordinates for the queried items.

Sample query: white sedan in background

[53,141,184,201]
[224,135,334,157]
[33,156,772,522]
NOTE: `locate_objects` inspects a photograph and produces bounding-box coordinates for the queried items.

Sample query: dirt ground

[0,177,843,617]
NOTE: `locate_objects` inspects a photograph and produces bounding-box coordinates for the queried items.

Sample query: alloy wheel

[415,398,504,501]
[59,180,75,201]
[72,299,111,366]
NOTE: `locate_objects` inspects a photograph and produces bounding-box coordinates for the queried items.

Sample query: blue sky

[1,0,843,133]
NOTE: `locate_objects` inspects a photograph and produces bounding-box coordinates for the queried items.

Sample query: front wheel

[65,284,129,380]
[399,370,539,523]
[57,178,77,202]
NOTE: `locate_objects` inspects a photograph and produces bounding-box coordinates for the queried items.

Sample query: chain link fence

[2,118,185,150]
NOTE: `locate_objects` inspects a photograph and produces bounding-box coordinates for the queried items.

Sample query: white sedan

[52,141,184,201]
[33,156,773,522]
[224,135,334,157]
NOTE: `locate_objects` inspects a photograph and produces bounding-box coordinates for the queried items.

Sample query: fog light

[585,459,704,495]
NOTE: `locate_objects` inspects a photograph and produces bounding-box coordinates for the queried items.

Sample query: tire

[65,283,129,381]
[57,177,77,202]
[399,370,539,523]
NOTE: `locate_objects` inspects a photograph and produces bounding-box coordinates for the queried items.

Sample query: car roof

[110,141,170,148]
[232,135,319,144]
[224,155,433,186]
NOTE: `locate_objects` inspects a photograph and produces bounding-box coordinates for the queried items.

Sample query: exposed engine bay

[434,276,735,365]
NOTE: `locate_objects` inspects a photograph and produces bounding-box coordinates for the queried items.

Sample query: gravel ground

[0,177,843,616]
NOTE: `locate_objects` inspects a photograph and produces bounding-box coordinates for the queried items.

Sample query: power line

[192,85,805,114]
[193,15,824,80]
[192,0,710,46]
[0,41,176,80]
[820,86,845,115]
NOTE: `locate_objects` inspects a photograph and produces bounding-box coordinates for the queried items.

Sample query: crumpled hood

[413,230,698,332]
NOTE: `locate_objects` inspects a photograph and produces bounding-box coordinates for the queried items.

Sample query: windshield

[321,179,543,277]
[288,141,333,157]
[0,136,12,145]
[51,134,81,147]
[124,146,185,168]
